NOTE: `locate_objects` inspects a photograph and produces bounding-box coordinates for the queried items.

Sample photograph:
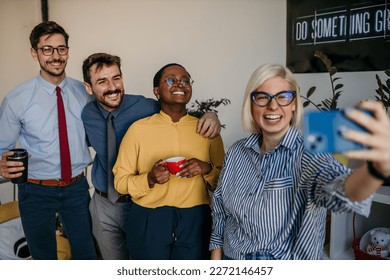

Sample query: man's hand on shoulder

[197,112,221,139]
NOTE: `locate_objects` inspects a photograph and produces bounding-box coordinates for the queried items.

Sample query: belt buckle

[57,178,69,187]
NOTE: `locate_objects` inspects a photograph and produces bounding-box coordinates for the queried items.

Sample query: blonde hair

[241,64,303,134]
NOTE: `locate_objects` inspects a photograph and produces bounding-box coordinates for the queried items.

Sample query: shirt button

[249,193,253,196]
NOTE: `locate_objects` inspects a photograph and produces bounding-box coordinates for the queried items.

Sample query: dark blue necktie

[107,112,120,202]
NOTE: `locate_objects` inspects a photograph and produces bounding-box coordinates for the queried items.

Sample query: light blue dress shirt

[210,127,372,260]
[0,74,93,179]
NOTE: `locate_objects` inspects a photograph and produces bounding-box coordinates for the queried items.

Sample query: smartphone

[303,109,371,154]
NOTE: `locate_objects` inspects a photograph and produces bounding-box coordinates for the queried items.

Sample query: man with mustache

[81,53,221,259]
[0,21,97,259]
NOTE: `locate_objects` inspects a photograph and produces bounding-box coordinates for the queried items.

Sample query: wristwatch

[367,161,390,182]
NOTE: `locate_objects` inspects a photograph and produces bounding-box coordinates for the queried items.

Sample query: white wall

[0,0,286,148]
[0,0,384,202]
[296,71,382,110]
[0,0,41,90]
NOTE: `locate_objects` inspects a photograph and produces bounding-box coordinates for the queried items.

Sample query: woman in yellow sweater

[113,63,225,259]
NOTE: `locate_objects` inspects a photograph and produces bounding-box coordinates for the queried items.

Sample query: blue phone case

[303,109,370,154]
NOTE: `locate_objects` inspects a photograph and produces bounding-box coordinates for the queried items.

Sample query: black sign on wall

[287,0,390,72]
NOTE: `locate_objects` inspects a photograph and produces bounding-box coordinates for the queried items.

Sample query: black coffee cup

[7,148,28,184]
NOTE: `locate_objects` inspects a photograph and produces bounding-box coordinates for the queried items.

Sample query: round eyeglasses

[36,46,69,56]
[251,90,296,107]
[160,75,194,87]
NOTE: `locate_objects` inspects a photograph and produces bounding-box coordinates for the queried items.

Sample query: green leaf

[306,86,316,97]
[315,50,332,69]
[334,84,343,90]
[329,67,337,76]
[322,99,331,108]
[385,81,390,92]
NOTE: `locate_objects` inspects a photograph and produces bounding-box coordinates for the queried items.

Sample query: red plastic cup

[164,157,186,174]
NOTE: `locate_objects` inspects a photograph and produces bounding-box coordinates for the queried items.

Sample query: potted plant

[300,51,350,166]
[301,51,344,111]
[188,98,231,128]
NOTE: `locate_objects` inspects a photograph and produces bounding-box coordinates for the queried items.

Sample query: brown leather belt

[95,188,108,198]
[95,188,131,203]
[27,172,84,187]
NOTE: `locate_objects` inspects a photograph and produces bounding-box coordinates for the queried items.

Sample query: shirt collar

[158,110,190,123]
[37,74,68,96]
[244,126,300,154]
[96,100,125,120]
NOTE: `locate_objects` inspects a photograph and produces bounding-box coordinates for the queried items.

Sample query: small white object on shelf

[360,227,390,259]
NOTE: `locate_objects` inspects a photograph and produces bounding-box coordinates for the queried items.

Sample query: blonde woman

[210,63,390,260]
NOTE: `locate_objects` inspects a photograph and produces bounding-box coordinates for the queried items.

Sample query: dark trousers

[90,192,132,260]
[126,203,211,260]
[18,176,97,259]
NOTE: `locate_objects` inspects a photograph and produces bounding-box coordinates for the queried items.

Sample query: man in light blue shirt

[0,21,96,259]
[0,75,92,178]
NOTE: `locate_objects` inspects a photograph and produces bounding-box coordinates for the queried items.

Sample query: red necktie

[56,86,72,181]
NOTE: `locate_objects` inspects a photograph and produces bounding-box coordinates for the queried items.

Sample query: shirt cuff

[324,173,373,217]
[203,166,219,191]
[0,175,10,184]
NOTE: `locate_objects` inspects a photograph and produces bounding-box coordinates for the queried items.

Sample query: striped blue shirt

[210,127,372,260]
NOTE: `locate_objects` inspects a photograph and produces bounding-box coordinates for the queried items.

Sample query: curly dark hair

[82,53,122,85]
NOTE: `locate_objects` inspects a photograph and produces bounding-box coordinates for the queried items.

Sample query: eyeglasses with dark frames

[251,90,296,107]
[160,75,194,87]
[36,46,69,56]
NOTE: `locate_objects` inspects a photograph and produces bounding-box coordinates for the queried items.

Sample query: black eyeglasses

[160,75,194,87]
[251,90,296,107]
[36,46,69,56]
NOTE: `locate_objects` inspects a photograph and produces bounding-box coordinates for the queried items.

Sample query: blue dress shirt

[81,94,160,193]
[210,126,372,260]
[0,74,93,179]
